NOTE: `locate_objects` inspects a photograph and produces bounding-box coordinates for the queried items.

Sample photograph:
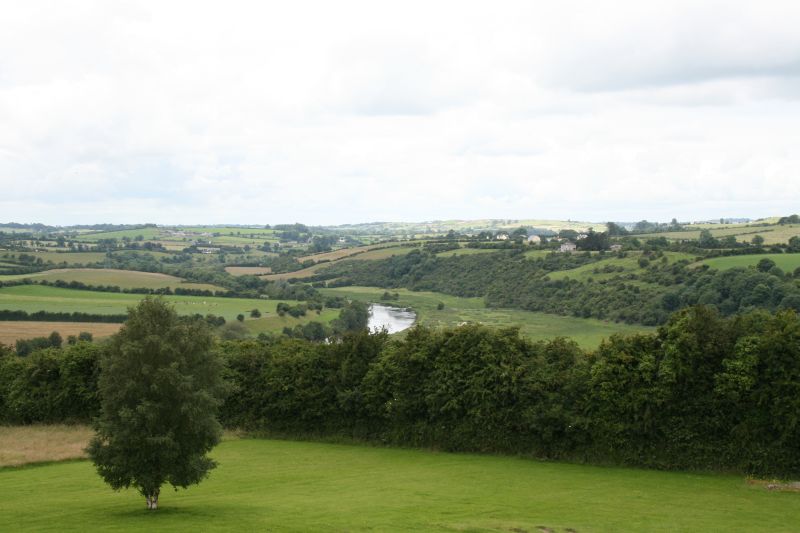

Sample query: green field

[322,286,652,347]
[436,247,499,257]
[1,438,796,532]
[636,223,800,245]
[0,269,223,291]
[701,253,800,272]
[0,285,276,321]
[77,227,164,242]
[545,252,697,282]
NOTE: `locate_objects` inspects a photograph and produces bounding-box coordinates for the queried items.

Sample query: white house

[527,235,541,245]
[560,242,577,253]
[496,233,509,241]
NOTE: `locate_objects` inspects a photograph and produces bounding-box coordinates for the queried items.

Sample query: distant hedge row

[0,310,127,323]
[2,306,799,477]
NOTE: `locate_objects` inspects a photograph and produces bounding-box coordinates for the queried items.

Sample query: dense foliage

[2,306,799,477]
[86,298,227,510]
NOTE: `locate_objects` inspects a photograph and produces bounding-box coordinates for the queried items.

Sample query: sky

[1,0,799,226]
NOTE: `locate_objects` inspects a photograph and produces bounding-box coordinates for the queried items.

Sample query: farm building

[527,235,542,244]
[560,242,577,253]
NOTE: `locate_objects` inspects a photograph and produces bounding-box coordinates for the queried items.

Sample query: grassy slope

[702,253,800,272]
[546,252,697,282]
[0,438,797,532]
[0,268,222,291]
[323,286,651,348]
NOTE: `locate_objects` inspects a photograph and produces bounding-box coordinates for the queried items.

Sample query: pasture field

[0,268,223,291]
[179,226,277,236]
[635,223,800,244]
[701,253,800,272]
[261,262,334,281]
[352,246,418,261]
[0,321,121,345]
[0,285,290,322]
[244,308,341,335]
[1,437,797,532]
[322,286,652,347]
[545,252,697,282]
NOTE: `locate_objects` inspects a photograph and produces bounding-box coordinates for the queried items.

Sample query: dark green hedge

[2,306,799,477]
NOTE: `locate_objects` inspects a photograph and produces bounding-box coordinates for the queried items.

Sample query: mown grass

[0,268,223,291]
[0,438,797,532]
[322,286,651,348]
[0,321,121,345]
[701,253,800,272]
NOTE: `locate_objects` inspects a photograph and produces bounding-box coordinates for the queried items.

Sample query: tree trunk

[145,489,160,510]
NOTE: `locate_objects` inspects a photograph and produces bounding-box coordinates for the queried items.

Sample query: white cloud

[0,0,799,225]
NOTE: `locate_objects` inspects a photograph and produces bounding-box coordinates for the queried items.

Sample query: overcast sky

[1,1,799,226]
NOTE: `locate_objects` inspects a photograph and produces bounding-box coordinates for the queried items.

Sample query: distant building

[197,247,220,254]
[496,233,509,241]
[576,233,588,240]
[610,244,623,252]
[560,242,577,253]
[527,235,541,244]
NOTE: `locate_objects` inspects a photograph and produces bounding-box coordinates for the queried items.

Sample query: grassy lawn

[0,268,223,291]
[322,286,652,348]
[701,253,800,272]
[0,437,797,532]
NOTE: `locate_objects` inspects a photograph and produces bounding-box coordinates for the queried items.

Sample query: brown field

[224,266,272,276]
[0,321,122,346]
[298,244,391,263]
[0,425,92,467]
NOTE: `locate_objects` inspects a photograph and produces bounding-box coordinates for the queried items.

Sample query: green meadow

[322,286,652,347]
[1,438,796,532]
[701,253,800,272]
[0,268,223,291]
[546,252,697,282]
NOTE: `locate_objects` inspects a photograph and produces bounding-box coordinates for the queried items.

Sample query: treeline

[0,310,128,323]
[1,306,799,477]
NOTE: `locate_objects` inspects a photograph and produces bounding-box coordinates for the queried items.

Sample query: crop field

[0,425,94,467]
[1,437,796,532]
[77,227,164,242]
[299,243,393,263]
[0,321,122,345]
[436,247,501,257]
[224,266,272,276]
[0,285,293,322]
[635,223,800,244]
[322,286,652,347]
[701,253,800,272]
[0,268,224,291]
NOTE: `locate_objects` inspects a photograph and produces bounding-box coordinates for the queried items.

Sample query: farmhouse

[527,235,541,244]
[496,233,509,241]
[560,242,577,253]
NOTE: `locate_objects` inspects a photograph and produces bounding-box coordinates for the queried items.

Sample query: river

[367,304,416,334]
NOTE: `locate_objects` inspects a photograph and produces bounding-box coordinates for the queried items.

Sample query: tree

[236,313,245,322]
[751,235,765,246]
[87,298,226,510]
